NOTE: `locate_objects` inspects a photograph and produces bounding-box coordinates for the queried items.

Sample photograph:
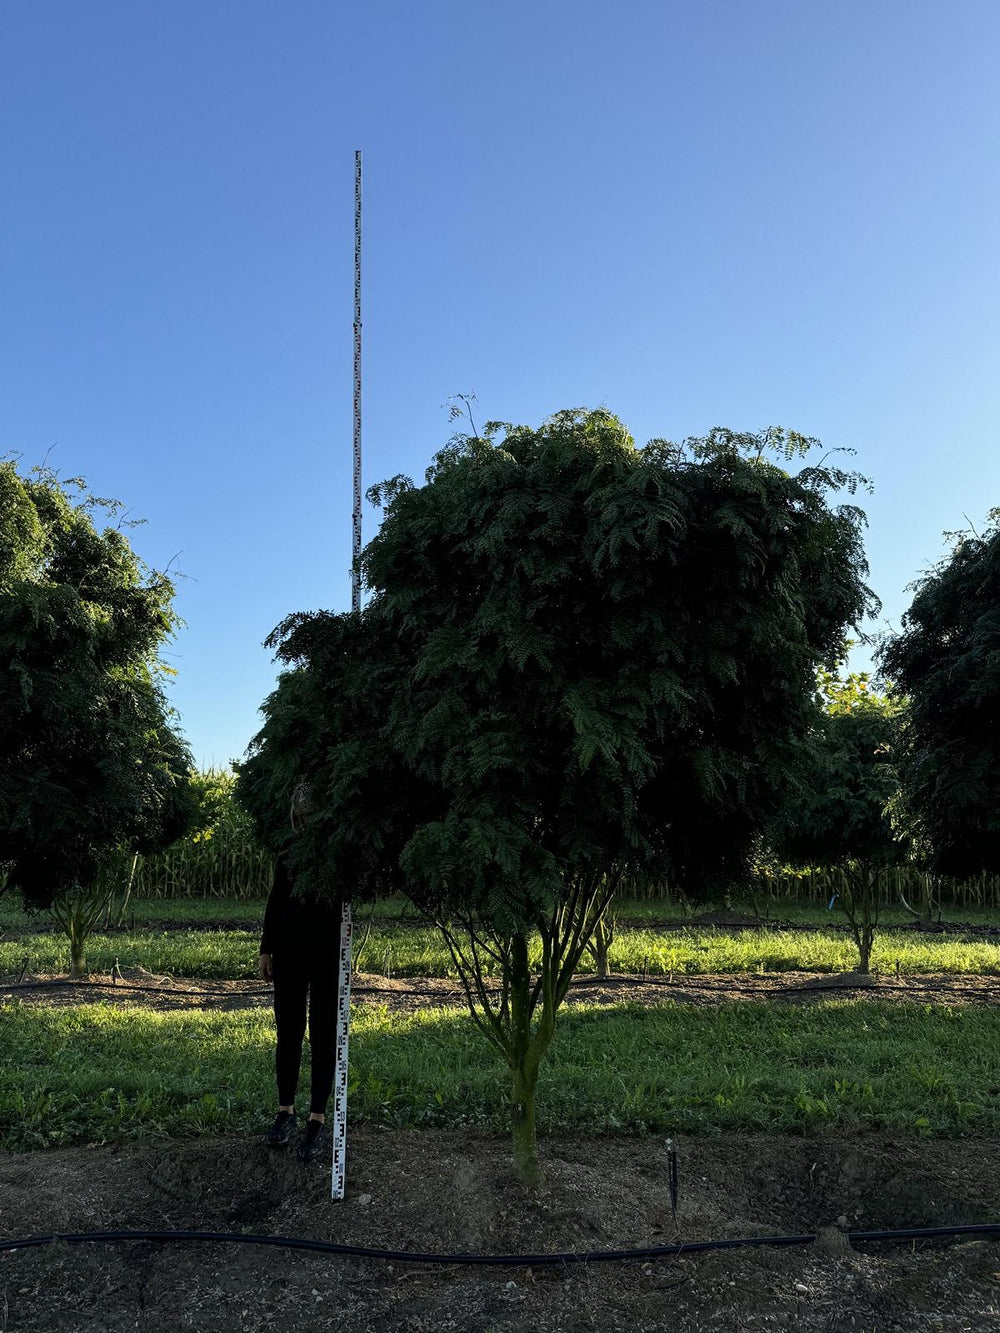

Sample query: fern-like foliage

[0,461,196,908]
[238,408,875,922]
[879,515,1000,877]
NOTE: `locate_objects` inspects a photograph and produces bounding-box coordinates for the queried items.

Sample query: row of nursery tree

[59,764,1000,926]
[3,413,999,1180]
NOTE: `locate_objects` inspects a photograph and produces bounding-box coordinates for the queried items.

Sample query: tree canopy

[238,607,426,901]
[238,409,876,1181]
[767,668,903,972]
[770,670,902,873]
[878,512,1000,878]
[240,412,877,917]
[0,461,196,907]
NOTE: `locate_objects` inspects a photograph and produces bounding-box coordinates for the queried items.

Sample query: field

[4,896,1000,1329]
[5,1130,1000,1331]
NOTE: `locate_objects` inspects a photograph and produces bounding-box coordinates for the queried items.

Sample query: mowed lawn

[3,923,1000,981]
[3,998,1000,1150]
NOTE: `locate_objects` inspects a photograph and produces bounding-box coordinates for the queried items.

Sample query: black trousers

[272,948,340,1115]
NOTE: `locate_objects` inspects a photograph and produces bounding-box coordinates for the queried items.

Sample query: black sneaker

[265,1110,296,1147]
[297,1119,326,1162]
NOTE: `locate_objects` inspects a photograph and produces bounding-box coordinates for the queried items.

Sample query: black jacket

[260,856,343,955]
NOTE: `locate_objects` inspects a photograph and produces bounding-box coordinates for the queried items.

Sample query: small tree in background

[239,411,876,1184]
[0,462,196,973]
[770,669,903,973]
[49,846,143,973]
[879,511,1000,881]
[584,912,617,978]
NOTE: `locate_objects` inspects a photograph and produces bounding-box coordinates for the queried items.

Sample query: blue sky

[3,1,999,767]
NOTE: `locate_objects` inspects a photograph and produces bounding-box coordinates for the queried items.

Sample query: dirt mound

[3,1130,1000,1331]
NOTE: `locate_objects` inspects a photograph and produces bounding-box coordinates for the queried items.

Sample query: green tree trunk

[511,1058,541,1187]
[856,929,873,974]
[69,933,87,978]
[435,877,614,1186]
[843,864,878,974]
[508,932,543,1186]
[922,873,941,926]
[587,916,614,979]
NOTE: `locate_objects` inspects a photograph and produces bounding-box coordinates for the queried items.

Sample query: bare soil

[5,967,1000,1014]
[2,1130,1000,1331]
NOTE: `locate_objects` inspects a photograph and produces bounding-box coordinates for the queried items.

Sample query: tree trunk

[508,931,542,1186]
[70,934,87,978]
[435,874,616,1187]
[921,874,940,926]
[511,1058,541,1187]
[856,931,873,975]
[837,862,880,975]
[590,918,612,978]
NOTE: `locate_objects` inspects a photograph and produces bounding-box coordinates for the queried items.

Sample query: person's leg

[305,952,340,1121]
[272,951,309,1109]
[295,955,340,1161]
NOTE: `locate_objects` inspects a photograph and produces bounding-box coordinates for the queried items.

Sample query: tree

[769,670,903,973]
[584,911,617,978]
[878,512,1000,880]
[0,462,196,973]
[238,411,876,1184]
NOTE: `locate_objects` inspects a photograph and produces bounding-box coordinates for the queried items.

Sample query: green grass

[7,889,1000,935]
[3,998,1000,1151]
[0,926,454,980]
[5,922,1000,983]
[614,897,1000,930]
[0,897,265,932]
[0,929,264,980]
[0,894,426,933]
[610,926,1000,977]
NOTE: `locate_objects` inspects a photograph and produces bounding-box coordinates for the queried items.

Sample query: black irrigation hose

[0,976,847,1003]
[0,978,479,1000]
[3,1223,1000,1266]
[0,979,266,998]
[7,974,1000,1003]
[569,974,1000,999]
[769,977,1000,996]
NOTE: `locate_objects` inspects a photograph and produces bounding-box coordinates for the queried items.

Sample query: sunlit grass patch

[0,930,265,980]
[4,922,1000,985]
[4,998,1000,1151]
[608,927,1000,977]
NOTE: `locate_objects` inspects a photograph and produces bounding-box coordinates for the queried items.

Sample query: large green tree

[769,670,904,973]
[238,411,876,1183]
[878,512,1000,879]
[0,462,195,970]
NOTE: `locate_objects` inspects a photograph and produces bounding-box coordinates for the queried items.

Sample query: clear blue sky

[3,1,999,767]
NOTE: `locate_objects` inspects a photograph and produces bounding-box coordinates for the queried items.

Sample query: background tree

[879,511,1000,880]
[769,669,903,973]
[584,911,617,978]
[239,411,876,1184]
[0,461,196,973]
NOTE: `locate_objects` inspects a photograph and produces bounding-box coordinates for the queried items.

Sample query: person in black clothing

[259,813,344,1162]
